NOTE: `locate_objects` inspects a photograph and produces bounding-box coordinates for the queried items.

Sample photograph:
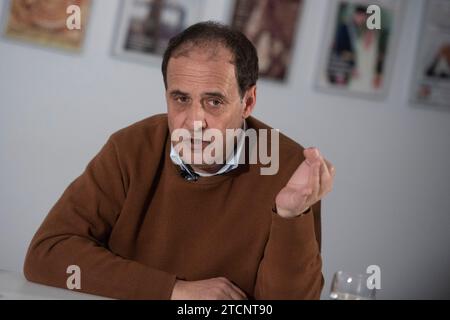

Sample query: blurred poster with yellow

[4,0,91,52]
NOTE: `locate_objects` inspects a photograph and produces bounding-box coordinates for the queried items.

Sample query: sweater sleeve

[23,136,177,299]
[253,203,324,300]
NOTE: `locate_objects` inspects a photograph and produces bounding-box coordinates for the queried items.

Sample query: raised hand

[275,148,335,218]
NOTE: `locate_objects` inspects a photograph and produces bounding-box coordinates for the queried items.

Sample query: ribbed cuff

[131,265,178,300]
[269,206,316,249]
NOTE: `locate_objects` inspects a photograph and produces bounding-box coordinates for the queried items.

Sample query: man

[24,21,335,300]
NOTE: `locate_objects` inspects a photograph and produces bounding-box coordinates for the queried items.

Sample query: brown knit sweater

[23,114,323,300]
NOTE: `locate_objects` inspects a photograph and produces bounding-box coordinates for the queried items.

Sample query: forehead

[166,45,238,92]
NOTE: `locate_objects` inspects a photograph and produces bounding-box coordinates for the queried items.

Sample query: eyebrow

[202,91,226,100]
[169,90,227,101]
[169,89,189,96]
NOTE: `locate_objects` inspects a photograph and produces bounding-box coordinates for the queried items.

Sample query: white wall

[1,0,449,299]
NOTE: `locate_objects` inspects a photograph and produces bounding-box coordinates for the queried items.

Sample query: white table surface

[0,269,109,300]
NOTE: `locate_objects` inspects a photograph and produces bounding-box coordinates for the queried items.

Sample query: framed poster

[315,0,403,100]
[3,0,91,52]
[112,0,204,65]
[230,0,304,81]
[410,0,450,107]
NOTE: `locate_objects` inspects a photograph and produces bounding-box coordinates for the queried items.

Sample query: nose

[186,102,207,132]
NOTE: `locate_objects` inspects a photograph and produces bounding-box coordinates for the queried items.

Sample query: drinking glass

[329,271,376,300]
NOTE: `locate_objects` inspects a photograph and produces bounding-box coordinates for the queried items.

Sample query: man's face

[165,44,255,170]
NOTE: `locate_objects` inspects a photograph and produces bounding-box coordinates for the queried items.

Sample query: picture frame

[410,0,450,108]
[229,0,304,82]
[2,0,91,52]
[112,0,204,65]
[315,0,404,100]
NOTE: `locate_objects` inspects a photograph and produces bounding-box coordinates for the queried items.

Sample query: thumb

[304,147,321,165]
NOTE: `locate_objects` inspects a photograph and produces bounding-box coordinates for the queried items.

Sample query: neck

[191,163,224,174]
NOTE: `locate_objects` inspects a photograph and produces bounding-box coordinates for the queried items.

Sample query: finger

[303,147,320,165]
[319,161,332,198]
[222,291,235,300]
[224,285,246,300]
[309,162,321,203]
[304,160,318,195]
[322,158,335,194]
[320,158,335,196]
[223,280,247,300]
[218,278,247,300]
[227,281,248,300]
[319,155,331,176]
[324,158,336,178]
[300,163,316,212]
[323,158,336,176]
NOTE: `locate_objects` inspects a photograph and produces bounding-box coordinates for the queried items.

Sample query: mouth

[191,139,210,149]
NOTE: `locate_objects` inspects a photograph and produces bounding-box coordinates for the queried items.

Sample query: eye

[175,96,190,104]
[207,99,223,107]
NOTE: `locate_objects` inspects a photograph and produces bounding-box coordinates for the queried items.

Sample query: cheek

[210,114,243,135]
[227,104,245,126]
[167,105,185,131]
[223,106,244,129]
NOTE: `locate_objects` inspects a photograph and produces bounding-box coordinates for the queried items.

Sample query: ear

[242,85,257,119]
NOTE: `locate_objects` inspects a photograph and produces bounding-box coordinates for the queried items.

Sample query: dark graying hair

[162,21,259,98]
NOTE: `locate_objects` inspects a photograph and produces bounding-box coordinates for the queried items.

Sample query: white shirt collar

[170,120,247,177]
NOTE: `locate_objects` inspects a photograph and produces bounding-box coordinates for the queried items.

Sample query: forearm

[24,232,177,299]
[23,136,177,299]
[254,208,323,300]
